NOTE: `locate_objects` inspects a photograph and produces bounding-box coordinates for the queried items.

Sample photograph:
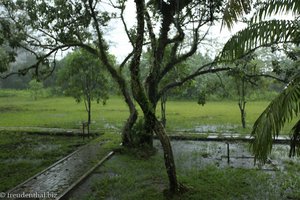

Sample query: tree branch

[246,73,289,84]
[145,9,157,52]
[158,63,230,100]
[159,20,210,80]
[0,43,96,79]
[120,1,134,47]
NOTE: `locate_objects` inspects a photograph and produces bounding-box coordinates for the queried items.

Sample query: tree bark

[147,112,178,192]
[121,96,138,146]
[161,93,167,127]
[238,78,246,128]
[239,102,246,128]
[87,95,91,135]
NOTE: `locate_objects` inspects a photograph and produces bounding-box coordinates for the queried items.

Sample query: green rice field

[0,89,295,134]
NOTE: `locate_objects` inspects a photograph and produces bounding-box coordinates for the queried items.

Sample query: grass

[83,150,167,200]
[0,89,128,130]
[0,89,295,134]
[82,150,300,200]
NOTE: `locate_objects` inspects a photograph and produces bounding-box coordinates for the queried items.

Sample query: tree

[127,0,233,192]
[0,47,10,73]
[57,49,109,133]
[0,0,138,147]
[219,0,300,162]
[28,79,43,100]
[229,54,259,128]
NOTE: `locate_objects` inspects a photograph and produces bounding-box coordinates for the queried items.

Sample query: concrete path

[6,140,110,200]
[168,132,291,143]
[0,126,105,135]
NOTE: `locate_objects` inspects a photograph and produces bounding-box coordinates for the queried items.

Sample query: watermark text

[0,192,57,199]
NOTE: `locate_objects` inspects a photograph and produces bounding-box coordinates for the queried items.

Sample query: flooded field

[160,140,299,171]
[68,139,300,200]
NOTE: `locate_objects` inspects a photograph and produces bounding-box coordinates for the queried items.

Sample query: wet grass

[162,100,296,134]
[84,151,166,200]
[82,148,300,200]
[0,89,295,134]
[0,90,128,130]
[0,131,93,192]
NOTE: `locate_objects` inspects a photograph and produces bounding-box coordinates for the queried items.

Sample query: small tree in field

[58,49,109,133]
[28,79,43,100]
[228,54,259,128]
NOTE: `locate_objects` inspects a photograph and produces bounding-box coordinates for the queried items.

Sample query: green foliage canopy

[57,49,109,105]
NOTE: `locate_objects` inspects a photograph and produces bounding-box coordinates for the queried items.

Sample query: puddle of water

[2,158,45,165]
[104,123,119,130]
[34,144,61,152]
[154,140,300,171]
[178,124,239,134]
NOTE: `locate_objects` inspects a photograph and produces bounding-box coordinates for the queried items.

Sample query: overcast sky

[104,1,296,63]
[104,2,247,63]
[106,1,250,62]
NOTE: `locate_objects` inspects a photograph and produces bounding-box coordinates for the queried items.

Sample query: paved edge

[56,151,115,200]
[165,135,292,144]
[0,127,104,136]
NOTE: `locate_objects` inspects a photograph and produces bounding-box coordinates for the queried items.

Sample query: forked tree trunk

[122,99,138,146]
[129,0,179,193]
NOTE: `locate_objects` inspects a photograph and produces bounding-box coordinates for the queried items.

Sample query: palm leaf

[289,119,300,157]
[218,20,300,62]
[251,0,300,23]
[222,0,252,30]
[250,72,300,163]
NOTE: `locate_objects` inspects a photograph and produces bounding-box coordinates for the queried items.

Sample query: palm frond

[222,0,252,30]
[289,119,300,157]
[250,72,300,163]
[218,20,300,62]
[251,0,300,23]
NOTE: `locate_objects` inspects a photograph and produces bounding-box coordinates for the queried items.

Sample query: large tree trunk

[145,112,178,192]
[121,92,138,146]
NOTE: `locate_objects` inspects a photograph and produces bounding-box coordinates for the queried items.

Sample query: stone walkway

[168,132,291,143]
[6,139,110,200]
[0,126,107,136]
